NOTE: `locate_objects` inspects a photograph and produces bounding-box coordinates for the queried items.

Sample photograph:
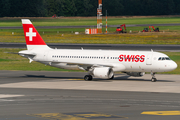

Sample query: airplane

[18,19,177,82]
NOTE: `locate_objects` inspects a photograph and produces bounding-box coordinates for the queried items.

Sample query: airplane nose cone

[171,61,178,70]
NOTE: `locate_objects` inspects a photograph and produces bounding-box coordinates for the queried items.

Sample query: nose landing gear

[151,72,157,82]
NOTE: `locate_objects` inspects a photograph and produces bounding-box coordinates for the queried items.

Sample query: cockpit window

[158,57,171,61]
[165,57,171,60]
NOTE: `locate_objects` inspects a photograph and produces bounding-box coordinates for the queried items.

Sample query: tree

[1,0,11,17]
[0,0,178,17]
[174,0,180,14]
[102,0,124,16]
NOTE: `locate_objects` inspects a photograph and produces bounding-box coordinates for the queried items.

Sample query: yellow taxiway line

[141,111,180,115]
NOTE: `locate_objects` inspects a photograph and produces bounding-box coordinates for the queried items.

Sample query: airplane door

[43,51,49,61]
[146,54,152,65]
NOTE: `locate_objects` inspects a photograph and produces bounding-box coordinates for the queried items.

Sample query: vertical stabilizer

[21,19,49,50]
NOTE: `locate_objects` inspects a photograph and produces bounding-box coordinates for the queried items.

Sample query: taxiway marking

[141,111,180,115]
[0,94,24,98]
[29,112,126,119]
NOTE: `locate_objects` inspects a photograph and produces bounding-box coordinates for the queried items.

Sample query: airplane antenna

[81,47,83,50]
[151,49,153,52]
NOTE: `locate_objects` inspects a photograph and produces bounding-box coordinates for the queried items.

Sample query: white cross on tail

[26,28,36,41]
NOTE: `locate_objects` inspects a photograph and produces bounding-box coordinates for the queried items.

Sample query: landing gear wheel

[151,72,157,82]
[110,75,114,79]
[84,75,93,81]
[151,78,157,82]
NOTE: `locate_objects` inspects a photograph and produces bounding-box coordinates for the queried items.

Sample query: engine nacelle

[126,72,145,77]
[91,67,114,79]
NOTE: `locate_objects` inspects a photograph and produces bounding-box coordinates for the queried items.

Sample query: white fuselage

[29,48,177,73]
[19,19,177,81]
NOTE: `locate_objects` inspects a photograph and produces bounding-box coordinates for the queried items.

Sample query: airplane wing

[78,63,114,71]
[50,61,115,71]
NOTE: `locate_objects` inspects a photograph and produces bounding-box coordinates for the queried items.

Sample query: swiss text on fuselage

[119,54,145,62]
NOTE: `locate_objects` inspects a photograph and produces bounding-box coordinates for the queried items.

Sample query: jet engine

[126,72,145,77]
[91,67,114,79]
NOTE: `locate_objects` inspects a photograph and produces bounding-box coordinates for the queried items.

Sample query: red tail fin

[22,19,48,50]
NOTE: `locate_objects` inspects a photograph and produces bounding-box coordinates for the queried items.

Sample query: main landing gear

[110,75,114,79]
[151,72,157,82]
[84,75,114,81]
[84,75,93,81]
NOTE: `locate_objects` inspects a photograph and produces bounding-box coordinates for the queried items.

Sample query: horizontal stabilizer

[4,52,19,54]
[18,50,36,56]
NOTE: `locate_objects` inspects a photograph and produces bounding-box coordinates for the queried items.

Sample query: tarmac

[0,71,180,120]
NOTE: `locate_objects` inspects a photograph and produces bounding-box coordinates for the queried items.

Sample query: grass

[0,58,11,62]
[1,17,180,26]
[0,48,179,74]
[1,17,180,44]
[1,31,180,45]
